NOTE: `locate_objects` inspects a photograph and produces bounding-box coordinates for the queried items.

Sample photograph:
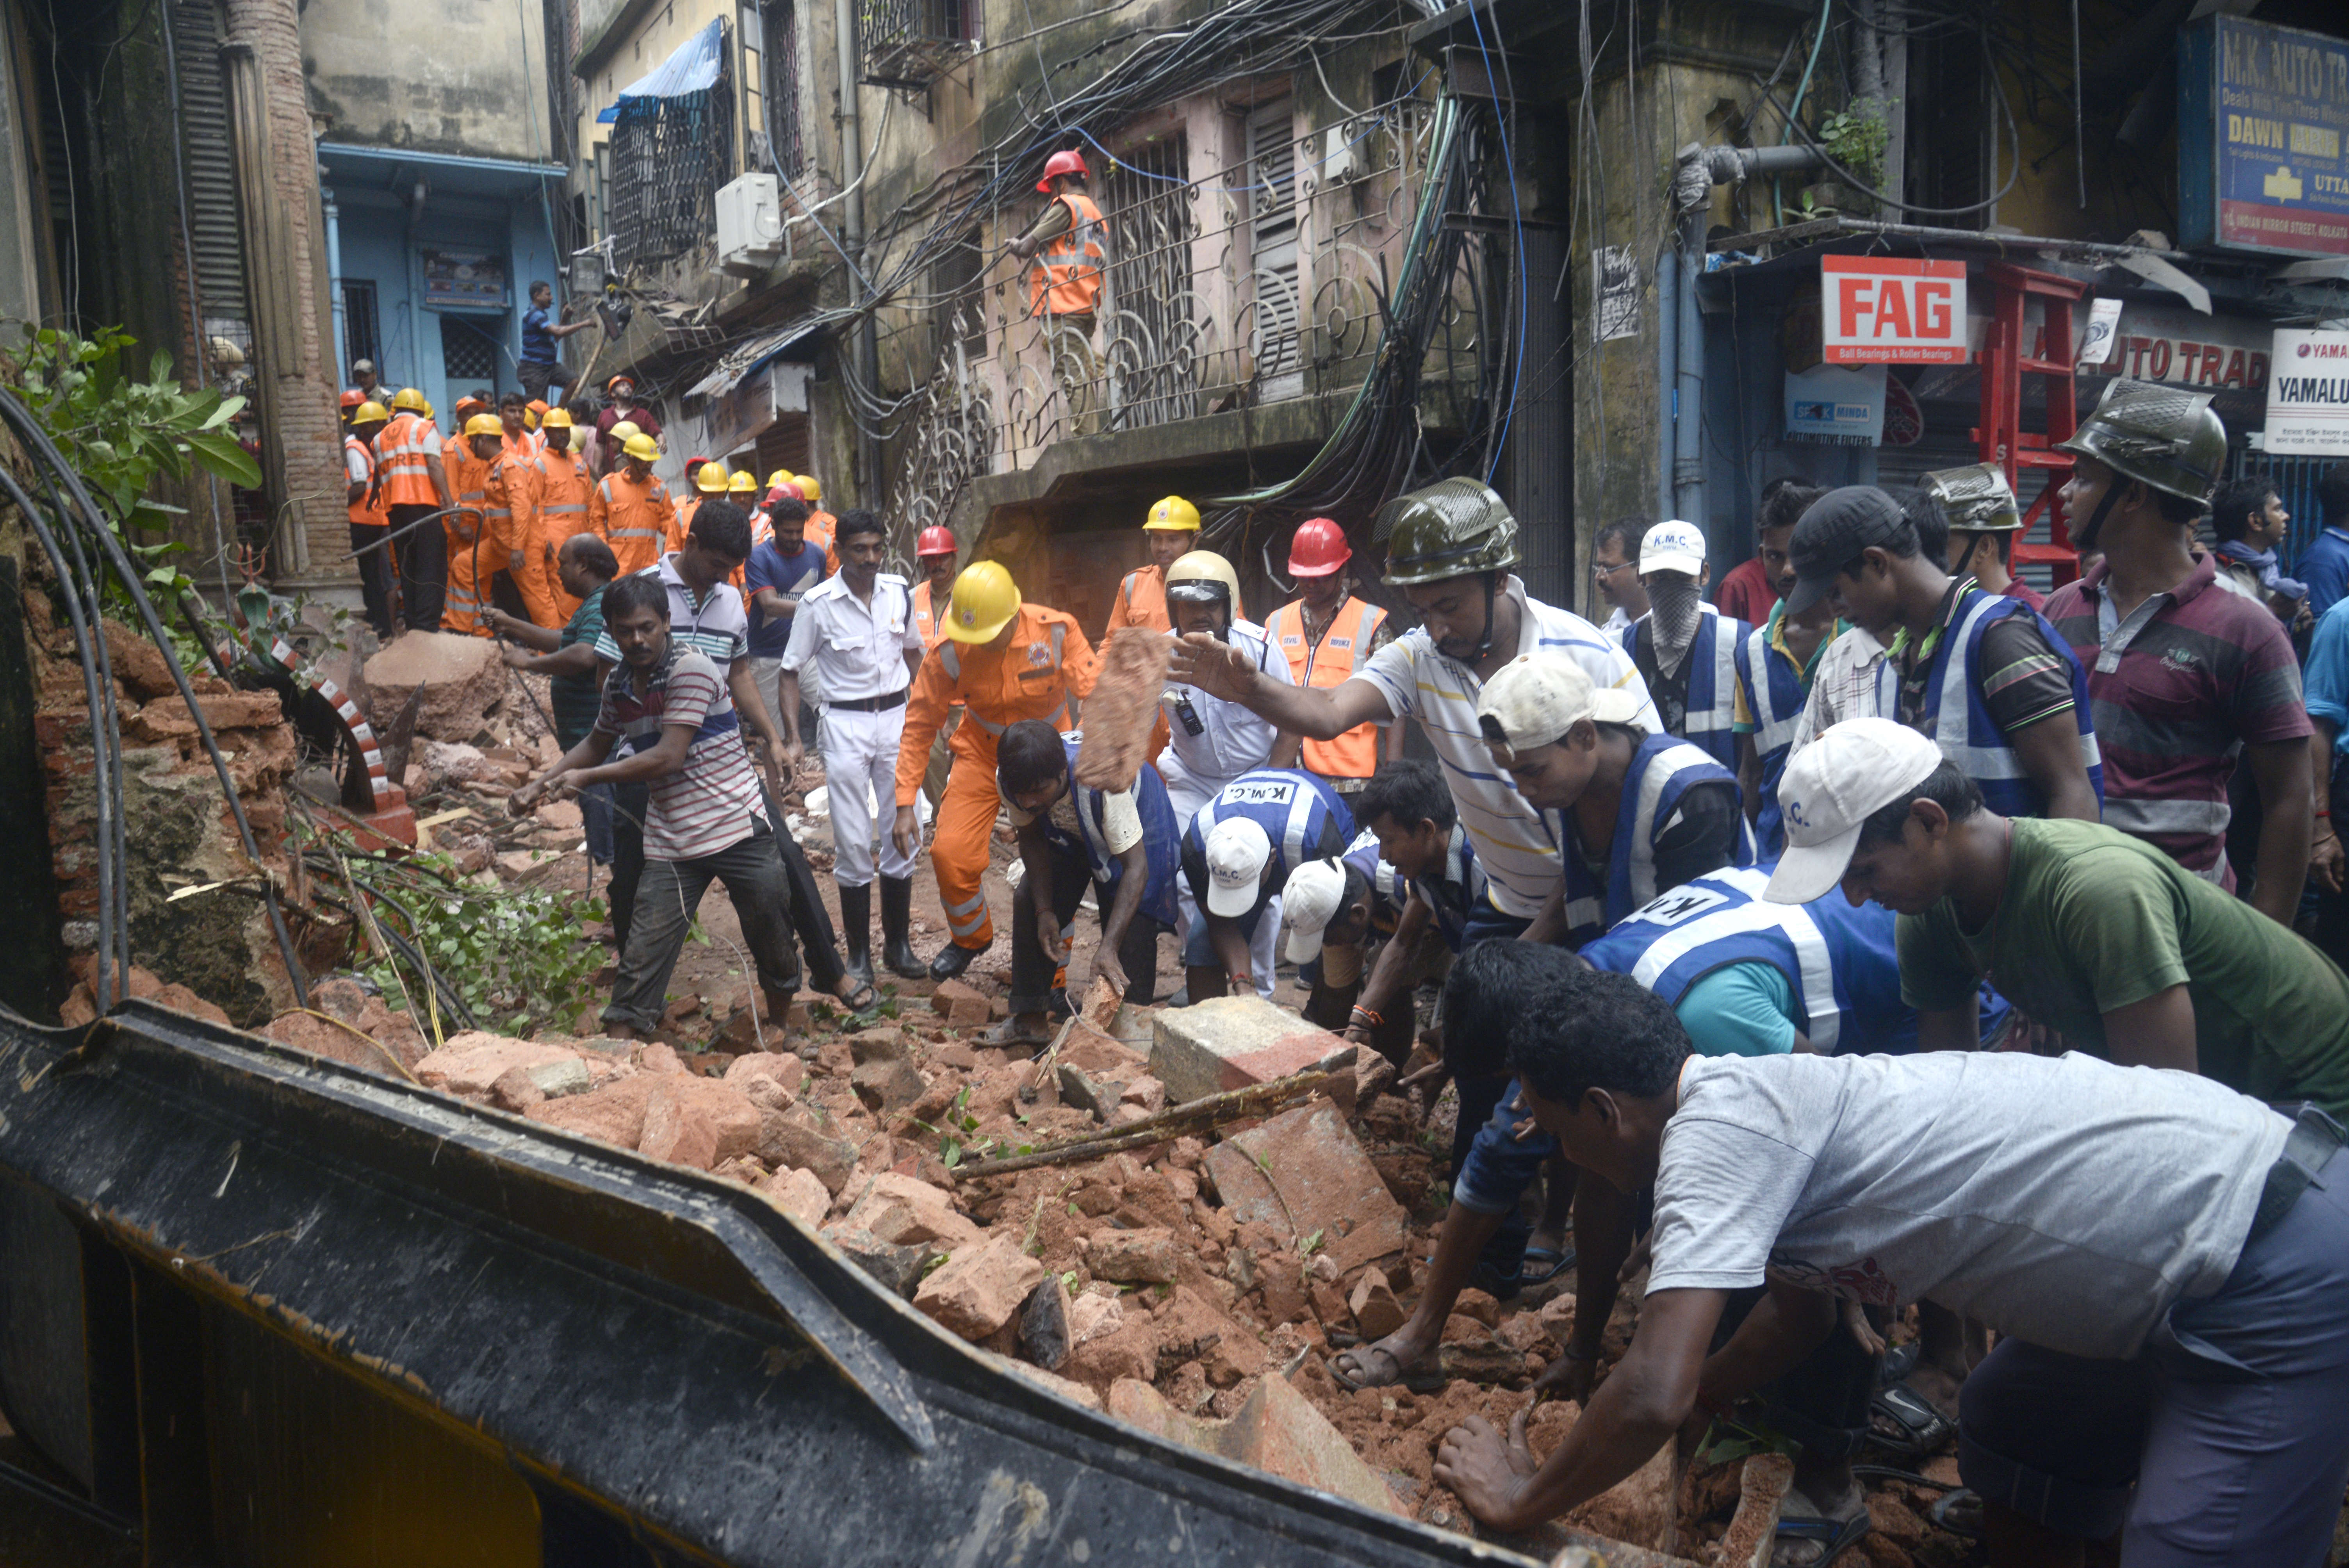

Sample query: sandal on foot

[1928,1489,1983,1540]
[833,978,878,1013]
[1520,1245,1576,1285]
[1775,1507,1872,1567]
[1868,1379,1957,1456]
[1329,1341,1445,1394]
[1877,1340,1920,1388]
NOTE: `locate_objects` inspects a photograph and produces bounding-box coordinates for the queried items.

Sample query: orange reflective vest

[374,412,442,508]
[444,448,492,546]
[590,471,675,577]
[1105,566,1169,634]
[1267,595,1388,780]
[804,508,841,575]
[1028,193,1105,320]
[533,448,594,619]
[913,579,950,650]
[344,434,387,530]
[895,605,1098,805]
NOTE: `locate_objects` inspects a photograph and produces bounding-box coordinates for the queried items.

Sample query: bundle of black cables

[0,381,309,1018]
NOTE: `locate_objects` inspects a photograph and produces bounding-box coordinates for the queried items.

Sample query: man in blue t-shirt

[519,280,591,403]
[744,497,831,743]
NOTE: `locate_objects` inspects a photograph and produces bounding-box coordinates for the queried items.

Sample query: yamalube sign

[2266,329,2349,455]
[1821,257,1969,365]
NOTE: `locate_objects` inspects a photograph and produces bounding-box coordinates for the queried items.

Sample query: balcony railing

[860,0,975,88]
[882,88,1472,538]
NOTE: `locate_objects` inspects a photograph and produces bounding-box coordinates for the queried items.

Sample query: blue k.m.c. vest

[1734,618,1810,862]
[1043,735,1182,928]
[1625,606,1745,771]
[1553,735,1756,946]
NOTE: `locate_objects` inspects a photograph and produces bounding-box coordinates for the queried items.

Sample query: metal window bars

[881,87,1472,540]
[861,0,976,89]
[605,24,737,271]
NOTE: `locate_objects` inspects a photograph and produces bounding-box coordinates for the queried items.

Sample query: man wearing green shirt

[1766,717,2349,1121]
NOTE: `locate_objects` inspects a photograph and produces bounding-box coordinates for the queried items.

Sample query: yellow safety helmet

[390,387,430,414]
[609,420,642,446]
[795,472,821,503]
[945,560,1021,643]
[1165,549,1240,608]
[464,412,504,438]
[1144,495,1201,532]
[695,461,730,494]
[768,469,795,492]
[621,433,660,463]
[728,470,758,495]
[352,400,390,424]
[540,406,573,429]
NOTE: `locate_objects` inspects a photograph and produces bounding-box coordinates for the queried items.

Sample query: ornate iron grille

[606,29,735,271]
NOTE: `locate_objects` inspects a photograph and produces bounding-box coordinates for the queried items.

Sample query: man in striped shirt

[512,572,802,1039]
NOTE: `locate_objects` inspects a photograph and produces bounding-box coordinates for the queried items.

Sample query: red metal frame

[1970,263,2089,588]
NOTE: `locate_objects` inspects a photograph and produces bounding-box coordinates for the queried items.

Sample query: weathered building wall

[303,0,552,161]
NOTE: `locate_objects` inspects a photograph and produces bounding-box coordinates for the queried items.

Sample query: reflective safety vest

[894,604,1099,805]
[913,580,949,650]
[1395,821,1488,955]
[1734,609,1814,862]
[1267,595,1388,780]
[344,434,386,530]
[1028,192,1105,319]
[938,617,1075,738]
[1627,606,1744,771]
[591,471,675,577]
[1581,867,1969,1055]
[445,449,491,544]
[1858,589,2105,819]
[532,450,592,547]
[1041,733,1182,928]
[374,413,442,508]
[1552,735,1755,946]
[1181,770,1355,904]
[485,454,530,555]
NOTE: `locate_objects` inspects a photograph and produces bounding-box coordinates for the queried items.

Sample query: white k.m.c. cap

[1639,519,1707,578]
[1280,857,1347,964]
[1764,718,1948,904]
[1475,650,1648,764]
[1203,816,1274,917]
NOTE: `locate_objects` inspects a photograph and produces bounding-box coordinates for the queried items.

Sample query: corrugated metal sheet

[170,0,246,317]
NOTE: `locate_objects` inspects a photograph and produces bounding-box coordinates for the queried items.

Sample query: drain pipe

[1654,242,1677,527]
[1670,142,1828,534]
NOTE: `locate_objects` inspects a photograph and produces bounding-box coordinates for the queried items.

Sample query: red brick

[913,1234,1045,1341]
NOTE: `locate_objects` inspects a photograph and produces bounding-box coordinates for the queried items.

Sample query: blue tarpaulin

[597,18,724,123]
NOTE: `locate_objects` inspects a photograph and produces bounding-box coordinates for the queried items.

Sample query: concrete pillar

[219,0,350,590]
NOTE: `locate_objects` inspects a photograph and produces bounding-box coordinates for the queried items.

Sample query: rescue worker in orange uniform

[726,470,765,576]
[530,408,593,623]
[1008,149,1108,430]
[524,399,549,451]
[442,413,512,636]
[797,472,841,567]
[911,525,962,807]
[893,561,1099,980]
[376,388,454,630]
[1107,495,1221,634]
[442,395,489,478]
[589,433,675,577]
[344,397,396,639]
[674,461,729,556]
[1264,516,1399,800]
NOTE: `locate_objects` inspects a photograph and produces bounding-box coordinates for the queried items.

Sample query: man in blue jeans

[1428,952,2349,1568]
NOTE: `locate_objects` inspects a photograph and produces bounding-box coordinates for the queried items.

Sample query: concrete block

[1199,1102,1409,1277]
[1149,995,1346,1104]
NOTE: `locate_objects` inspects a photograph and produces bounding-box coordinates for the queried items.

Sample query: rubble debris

[914,1234,1046,1339]
[360,632,509,743]
[1072,629,1173,791]
[1150,994,1349,1103]
[756,1166,831,1228]
[1201,1101,1410,1276]
[929,978,991,1028]
[1018,1276,1075,1370]
[1110,1372,1407,1519]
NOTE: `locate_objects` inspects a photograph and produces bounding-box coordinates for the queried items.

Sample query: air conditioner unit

[717,173,784,276]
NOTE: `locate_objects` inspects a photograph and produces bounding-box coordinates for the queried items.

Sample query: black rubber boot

[928,940,982,982]
[879,876,925,979]
[838,881,875,987]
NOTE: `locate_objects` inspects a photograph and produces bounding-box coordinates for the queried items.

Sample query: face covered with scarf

[1643,569,1705,675]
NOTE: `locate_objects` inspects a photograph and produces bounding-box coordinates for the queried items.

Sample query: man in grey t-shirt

[1429,952,2349,1568]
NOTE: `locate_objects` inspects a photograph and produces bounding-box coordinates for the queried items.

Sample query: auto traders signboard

[2180,16,2349,258]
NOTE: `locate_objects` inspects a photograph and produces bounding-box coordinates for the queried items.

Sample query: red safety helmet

[1287,516,1351,578]
[1036,149,1088,194]
[339,388,365,410]
[916,526,958,558]
[766,480,804,506]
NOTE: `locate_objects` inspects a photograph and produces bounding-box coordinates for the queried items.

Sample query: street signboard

[2265,329,2349,455]
[2179,16,2349,258]
[1820,257,1968,364]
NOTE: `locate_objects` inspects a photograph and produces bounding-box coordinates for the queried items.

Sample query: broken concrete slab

[839,1171,984,1250]
[1199,1101,1410,1276]
[527,1057,592,1098]
[913,1234,1045,1340]
[1108,1373,1407,1519]
[413,1035,591,1097]
[361,632,508,742]
[1150,994,1346,1103]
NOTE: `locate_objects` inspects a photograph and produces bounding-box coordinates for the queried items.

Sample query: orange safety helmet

[339,388,365,410]
[1287,516,1351,578]
[606,375,636,396]
[453,395,487,420]
[524,398,548,429]
[916,526,959,558]
[1036,148,1088,193]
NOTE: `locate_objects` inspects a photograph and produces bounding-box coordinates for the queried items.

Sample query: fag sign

[1820,257,1968,365]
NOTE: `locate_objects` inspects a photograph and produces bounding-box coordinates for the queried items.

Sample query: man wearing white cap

[1475,650,1751,948]
[1621,520,1747,771]
[1178,768,1351,1004]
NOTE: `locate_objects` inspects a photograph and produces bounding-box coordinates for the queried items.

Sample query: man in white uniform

[780,508,927,984]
